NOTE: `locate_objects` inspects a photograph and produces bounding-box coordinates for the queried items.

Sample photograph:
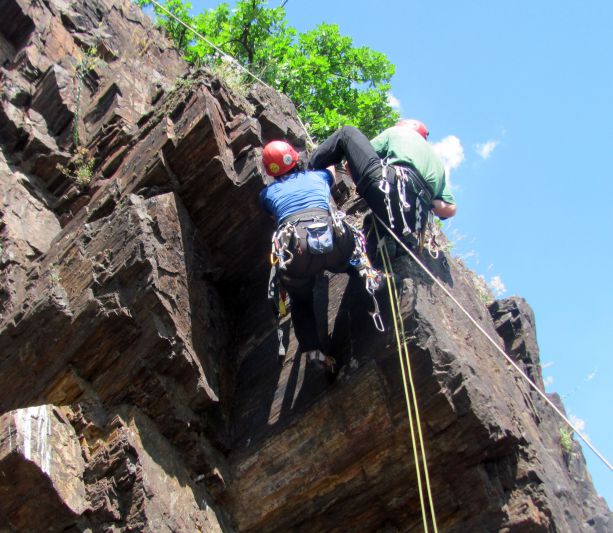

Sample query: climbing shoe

[305,350,337,374]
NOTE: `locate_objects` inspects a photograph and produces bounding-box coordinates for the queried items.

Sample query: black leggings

[279,217,355,352]
[309,125,381,195]
[309,126,428,238]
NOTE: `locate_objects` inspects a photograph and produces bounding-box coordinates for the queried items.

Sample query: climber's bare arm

[432,199,457,219]
[326,165,337,182]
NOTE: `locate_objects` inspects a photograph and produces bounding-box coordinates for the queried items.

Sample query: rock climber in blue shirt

[260,140,359,374]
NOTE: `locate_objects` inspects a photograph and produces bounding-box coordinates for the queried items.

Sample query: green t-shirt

[371,126,455,204]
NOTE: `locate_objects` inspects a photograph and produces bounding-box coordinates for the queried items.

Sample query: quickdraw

[268,222,298,363]
[395,166,413,236]
[267,261,287,361]
[345,219,385,332]
[379,161,442,259]
[328,198,347,237]
[367,281,385,333]
[270,223,297,269]
[424,212,441,259]
[415,191,424,236]
[379,178,395,230]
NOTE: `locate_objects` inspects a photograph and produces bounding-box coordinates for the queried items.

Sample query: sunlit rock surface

[0,0,611,531]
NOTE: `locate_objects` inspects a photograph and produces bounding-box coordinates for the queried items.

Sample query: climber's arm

[432,199,456,219]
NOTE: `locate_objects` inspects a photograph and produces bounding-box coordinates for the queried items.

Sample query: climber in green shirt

[371,119,456,217]
[309,119,456,242]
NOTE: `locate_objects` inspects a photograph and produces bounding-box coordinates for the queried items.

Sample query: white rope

[149,0,613,476]
[374,214,613,472]
[149,0,316,149]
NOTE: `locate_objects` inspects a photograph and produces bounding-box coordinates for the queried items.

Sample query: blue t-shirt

[259,169,333,223]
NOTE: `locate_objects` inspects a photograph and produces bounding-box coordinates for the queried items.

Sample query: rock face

[0,0,610,531]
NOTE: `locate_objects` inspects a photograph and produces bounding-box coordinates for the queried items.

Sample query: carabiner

[397,179,410,210]
[278,247,293,269]
[378,179,391,194]
[369,294,385,332]
[366,274,382,295]
[428,243,439,259]
[371,311,385,332]
[381,159,390,180]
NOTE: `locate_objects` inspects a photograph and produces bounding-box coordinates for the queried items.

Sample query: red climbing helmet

[262,140,299,177]
[397,118,429,140]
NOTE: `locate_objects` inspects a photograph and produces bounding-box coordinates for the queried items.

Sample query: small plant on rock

[59,45,98,189]
[49,268,62,284]
[57,147,95,189]
[73,46,99,147]
[208,57,252,98]
[560,426,573,455]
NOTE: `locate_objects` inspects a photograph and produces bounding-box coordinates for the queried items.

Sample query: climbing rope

[149,0,317,149]
[373,214,613,473]
[374,222,438,532]
[151,0,613,485]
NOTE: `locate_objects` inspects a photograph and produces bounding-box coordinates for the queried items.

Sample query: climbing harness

[268,220,302,361]
[330,196,384,331]
[373,212,613,473]
[329,204,385,332]
[375,161,441,260]
[374,222,438,532]
[267,207,386,361]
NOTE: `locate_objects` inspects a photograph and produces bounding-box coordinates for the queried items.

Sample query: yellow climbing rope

[373,213,613,473]
[374,222,438,532]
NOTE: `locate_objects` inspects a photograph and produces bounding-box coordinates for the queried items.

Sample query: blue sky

[170,0,613,506]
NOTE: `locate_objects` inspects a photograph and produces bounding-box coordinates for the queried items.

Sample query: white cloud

[448,228,467,243]
[459,249,477,261]
[432,135,465,184]
[387,93,401,110]
[544,376,554,387]
[586,369,597,381]
[475,140,499,160]
[488,275,507,297]
[542,361,555,369]
[570,414,586,433]
[433,135,465,171]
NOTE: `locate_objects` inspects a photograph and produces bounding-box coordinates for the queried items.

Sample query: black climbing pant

[278,212,355,352]
[309,125,430,242]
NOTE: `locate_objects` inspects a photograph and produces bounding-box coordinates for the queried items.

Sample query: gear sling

[361,160,441,259]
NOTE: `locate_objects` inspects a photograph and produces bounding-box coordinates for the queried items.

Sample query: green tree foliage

[137,0,399,140]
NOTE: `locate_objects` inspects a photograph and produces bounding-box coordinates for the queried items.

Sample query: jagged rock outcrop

[0,0,611,531]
